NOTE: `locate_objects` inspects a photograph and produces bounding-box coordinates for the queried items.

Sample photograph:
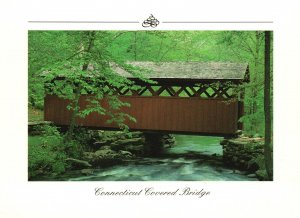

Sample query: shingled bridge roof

[113,61,249,81]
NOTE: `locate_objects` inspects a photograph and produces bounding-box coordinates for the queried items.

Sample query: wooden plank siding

[44,94,239,135]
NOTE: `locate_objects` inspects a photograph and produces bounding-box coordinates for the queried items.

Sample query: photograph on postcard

[28,30,273,181]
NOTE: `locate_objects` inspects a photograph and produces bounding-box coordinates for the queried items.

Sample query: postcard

[1,0,300,218]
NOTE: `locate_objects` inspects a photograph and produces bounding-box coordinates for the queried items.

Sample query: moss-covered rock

[222,136,267,180]
[82,147,134,167]
[65,158,92,169]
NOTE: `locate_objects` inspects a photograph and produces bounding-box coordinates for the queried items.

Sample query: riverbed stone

[110,138,145,150]
[75,130,177,169]
[91,148,123,166]
[94,148,119,158]
[84,129,175,158]
[65,158,92,169]
[222,136,266,180]
[119,150,134,158]
[82,146,136,167]
[81,169,94,175]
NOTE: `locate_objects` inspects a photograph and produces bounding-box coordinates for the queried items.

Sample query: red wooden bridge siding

[45,94,238,135]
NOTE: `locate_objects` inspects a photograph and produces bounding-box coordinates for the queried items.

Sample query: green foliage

[214,31,272,135]
[29,30,273,136]
[28,125,66,179]
[30,31,143,133]
[28,106,43,122]
[28,31,82,108]
[28,125,95,179]
[64,127,96,157]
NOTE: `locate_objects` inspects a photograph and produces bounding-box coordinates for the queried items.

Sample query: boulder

[94,148,119,158]
[119,150,134,158]
[81,169,94,175]
[110,138,145,153]
[103,131,126,140]
[91,148,123,166]
[84,147,135,167]
[65,158,92,169]
[162,134,175,146]
[222,136,265,174]
[114,138,144,146]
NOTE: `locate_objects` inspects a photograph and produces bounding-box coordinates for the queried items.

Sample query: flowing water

[68,135,257,181]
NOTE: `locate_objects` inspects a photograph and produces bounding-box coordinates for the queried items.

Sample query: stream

[68,135,257,181]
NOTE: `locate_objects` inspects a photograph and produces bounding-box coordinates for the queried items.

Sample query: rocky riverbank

[66,130,176,173]
[221,136,268,180]
[29,125,266,181]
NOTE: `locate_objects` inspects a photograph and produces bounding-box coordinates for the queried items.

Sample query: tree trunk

[64,85,81,143]
[64,31,96,143]
[264,31,273,180]
[251,31,261,133]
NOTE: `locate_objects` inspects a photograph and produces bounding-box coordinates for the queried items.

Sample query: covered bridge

[44,61,249,136]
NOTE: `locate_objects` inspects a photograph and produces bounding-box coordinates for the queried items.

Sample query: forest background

[28,31,273,179]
